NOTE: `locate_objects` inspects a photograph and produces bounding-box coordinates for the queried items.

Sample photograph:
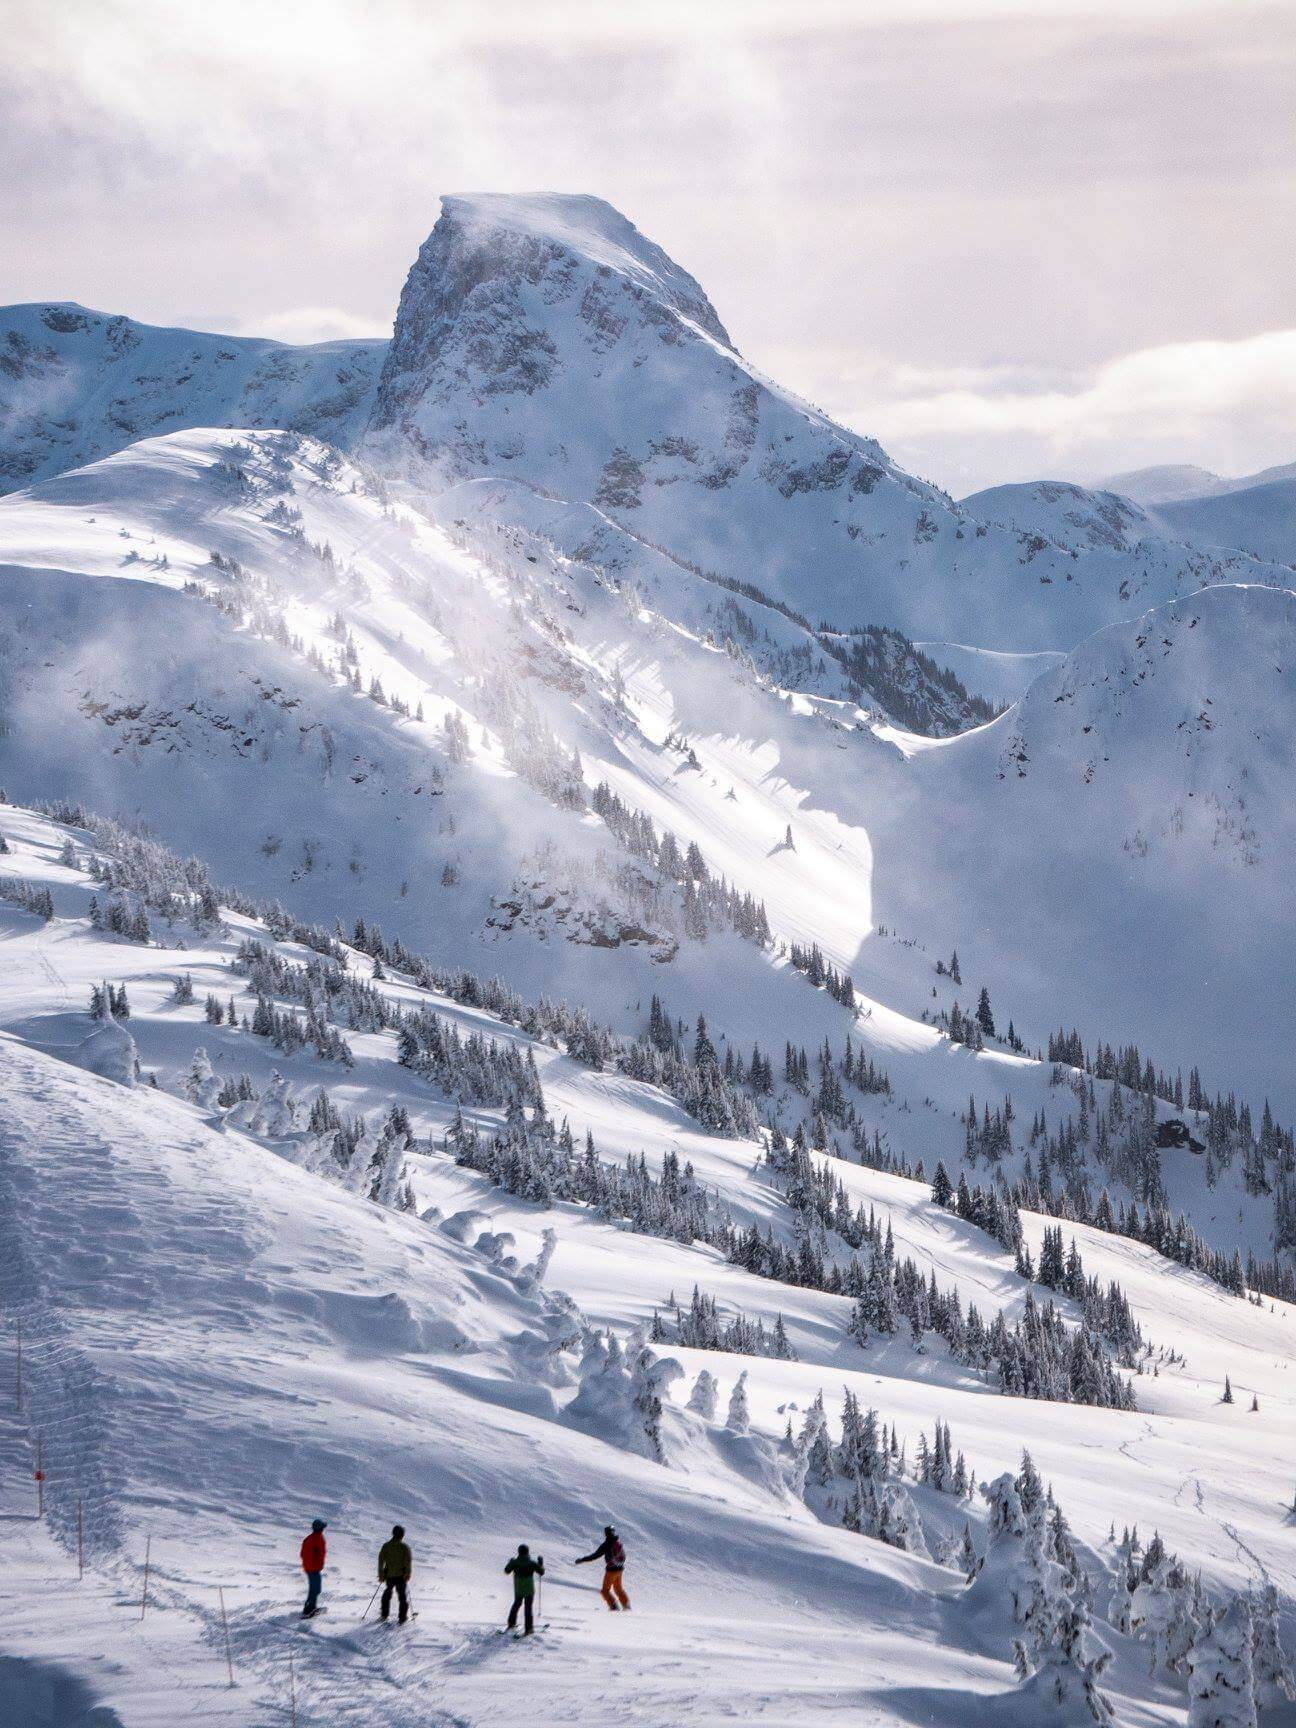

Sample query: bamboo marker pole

[219,1587,234,1687]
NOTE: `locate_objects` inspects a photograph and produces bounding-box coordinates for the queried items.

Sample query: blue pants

[303,1571,322,1615]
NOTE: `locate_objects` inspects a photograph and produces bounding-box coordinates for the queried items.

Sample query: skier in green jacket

[505,1543,545,1635]
[377,1525,413,1624]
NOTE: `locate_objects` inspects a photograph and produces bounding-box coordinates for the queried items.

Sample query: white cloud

[828,331,1296,494]
[233,306,390,345]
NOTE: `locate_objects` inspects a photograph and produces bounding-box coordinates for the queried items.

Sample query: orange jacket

[301,1531,326,1573]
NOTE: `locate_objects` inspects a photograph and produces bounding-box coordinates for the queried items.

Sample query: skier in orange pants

[575,1525,629,1609]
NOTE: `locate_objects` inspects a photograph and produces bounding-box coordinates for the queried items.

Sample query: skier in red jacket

[300,1519,327,1617]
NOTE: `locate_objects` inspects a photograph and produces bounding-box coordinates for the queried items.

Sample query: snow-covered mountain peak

[962,479,1164,556]
[438,193,734,347]
[366,196,1295,651]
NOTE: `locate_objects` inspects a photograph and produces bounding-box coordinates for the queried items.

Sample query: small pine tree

[1222,1376,1234,1405]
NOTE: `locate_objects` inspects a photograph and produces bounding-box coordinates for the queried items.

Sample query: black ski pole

[361,1585,380,1622]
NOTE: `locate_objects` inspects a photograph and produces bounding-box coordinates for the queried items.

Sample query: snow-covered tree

[1251,1583,1295,1709]
[1013,1599,1115,1724]
[687,1368,718,1420]
[726,1370,751,1435]
[630,1343,682,1462]
[183,1047,222,1112]
[1188,1597,1256,1728]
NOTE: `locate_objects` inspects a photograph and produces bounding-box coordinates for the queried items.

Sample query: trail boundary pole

[34,1434,44,1518]
[218,1587,234,1688]
[140,1536,151,1619]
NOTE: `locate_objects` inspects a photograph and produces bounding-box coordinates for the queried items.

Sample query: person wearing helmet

[300,1519,327,1617]
[575,1525,629,1610]
[377,1524,414,1624]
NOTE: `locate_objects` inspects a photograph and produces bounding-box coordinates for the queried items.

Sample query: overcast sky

[3,0,1292,494]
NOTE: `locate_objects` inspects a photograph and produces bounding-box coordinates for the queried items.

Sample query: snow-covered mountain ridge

[7,196,1291,658]
[1104,460,1296,507]
[0,300,385,489]
[969,475,1296,577]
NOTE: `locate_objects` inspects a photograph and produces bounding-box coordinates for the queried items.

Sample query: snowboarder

[300,1518,327,1617]
[377,1524,413,1623]
[575,1525,629,1611]
[504,1543,545,1635]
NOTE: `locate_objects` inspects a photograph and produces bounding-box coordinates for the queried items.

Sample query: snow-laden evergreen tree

[1187,1597,1256,1728]
[341,1117,377,1193]
[972,1470,1077,1666]
[687,1368,718,1420]
[726,1370,751,1435]
[183,1047,222,1112]
[371,1122,410,1209]
[1132,1533,1201,1675]
[787,1392,830,1492]
[1250,1583,1295,1709]
[1012,1598,1115,1725]
[630,1343,683,1462]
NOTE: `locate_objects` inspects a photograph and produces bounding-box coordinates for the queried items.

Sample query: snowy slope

[0,301,385,490]
[2,427,1294,1141]
[864,584,1296,1119]
[1154,479,1296,568]
[1,801,1294,1726]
